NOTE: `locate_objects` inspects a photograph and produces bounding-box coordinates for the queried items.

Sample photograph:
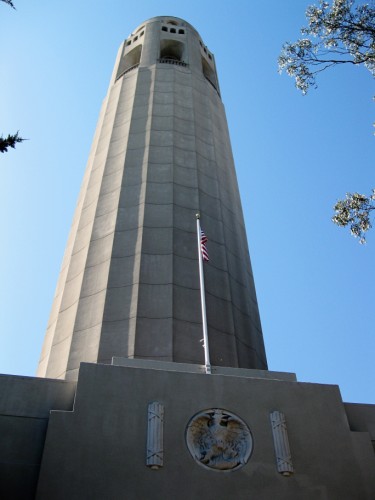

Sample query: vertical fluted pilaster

[270,410,294,476]
[146,401,164,469]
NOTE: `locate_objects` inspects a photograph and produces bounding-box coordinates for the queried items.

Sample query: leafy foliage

[279,1,375,243]
[0,132,24,153]
[332,190,375,243]
[1,0,16,9]
[278,0,375,94]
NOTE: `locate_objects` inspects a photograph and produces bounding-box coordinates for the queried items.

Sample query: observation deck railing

[157,58,188,67]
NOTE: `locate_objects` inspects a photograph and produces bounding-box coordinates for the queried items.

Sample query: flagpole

[196,213,211,374]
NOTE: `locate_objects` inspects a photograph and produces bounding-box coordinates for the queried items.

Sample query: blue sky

[1,0,373,403]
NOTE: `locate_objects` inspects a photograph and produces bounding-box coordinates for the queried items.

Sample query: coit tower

[37,16,268,381]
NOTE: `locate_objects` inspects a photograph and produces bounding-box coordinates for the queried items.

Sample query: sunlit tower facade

[37,16,267,381]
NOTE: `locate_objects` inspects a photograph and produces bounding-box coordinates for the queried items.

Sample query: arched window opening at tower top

[116,44,142,80]
[202,57,219,92]
[166,20,178,25]
[159,39,185,63]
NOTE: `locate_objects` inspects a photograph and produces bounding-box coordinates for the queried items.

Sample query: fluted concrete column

[37,16,267,380]
[146,401,164,469]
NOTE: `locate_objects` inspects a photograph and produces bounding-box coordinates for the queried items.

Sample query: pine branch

[0,132,24,153]
[1,0,16,9]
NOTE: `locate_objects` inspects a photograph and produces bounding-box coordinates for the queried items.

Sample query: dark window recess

[208,54,212,60]
[178,29,185,34]
[140,31,144,37]
[126,40,131,46]
[202,57,219,95]
[162,26,168,32]
[116,44,142,80]
[160,39,185,62]
[170,28,176,33]
[134,36,138,41]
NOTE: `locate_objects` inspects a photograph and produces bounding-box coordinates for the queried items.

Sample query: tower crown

[114,17,220,96]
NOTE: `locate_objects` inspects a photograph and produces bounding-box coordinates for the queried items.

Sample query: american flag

[200,229,209,262]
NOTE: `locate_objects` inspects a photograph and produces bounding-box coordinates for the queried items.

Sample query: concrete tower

[2,16,375,500]
[37,16,267,381]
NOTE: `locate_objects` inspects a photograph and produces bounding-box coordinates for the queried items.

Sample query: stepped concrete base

[1,361,374,499]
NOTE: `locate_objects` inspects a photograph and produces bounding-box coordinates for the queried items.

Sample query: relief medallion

[186,408,253,471]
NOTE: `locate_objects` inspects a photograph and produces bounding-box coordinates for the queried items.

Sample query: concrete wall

[1,363,374,499]
[35,361,375,500]
[345,402,375,452]
[0,375,76,500]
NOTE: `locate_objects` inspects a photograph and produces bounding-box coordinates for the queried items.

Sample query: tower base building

[0,16,374,500]
[1,360,375,499]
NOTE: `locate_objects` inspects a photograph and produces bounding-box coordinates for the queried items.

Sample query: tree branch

[0,132,24,153]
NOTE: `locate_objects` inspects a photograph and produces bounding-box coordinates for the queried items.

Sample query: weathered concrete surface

[37,16,267,381]
[36,362,375,500]
[344,402,375,494]
[0,374,76,500]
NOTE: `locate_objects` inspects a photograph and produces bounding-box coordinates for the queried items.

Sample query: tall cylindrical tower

[37,17,267,381]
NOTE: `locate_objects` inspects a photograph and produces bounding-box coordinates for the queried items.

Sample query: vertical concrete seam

[37,96,111,378]
[131,67,155,358]
[180,67,203,365]
[96,68,147,362]
[205,89,239,367]
[40,88,118,379]
[65,77,127,375]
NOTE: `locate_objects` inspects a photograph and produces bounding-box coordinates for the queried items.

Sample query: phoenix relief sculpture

[186,409,252,471]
